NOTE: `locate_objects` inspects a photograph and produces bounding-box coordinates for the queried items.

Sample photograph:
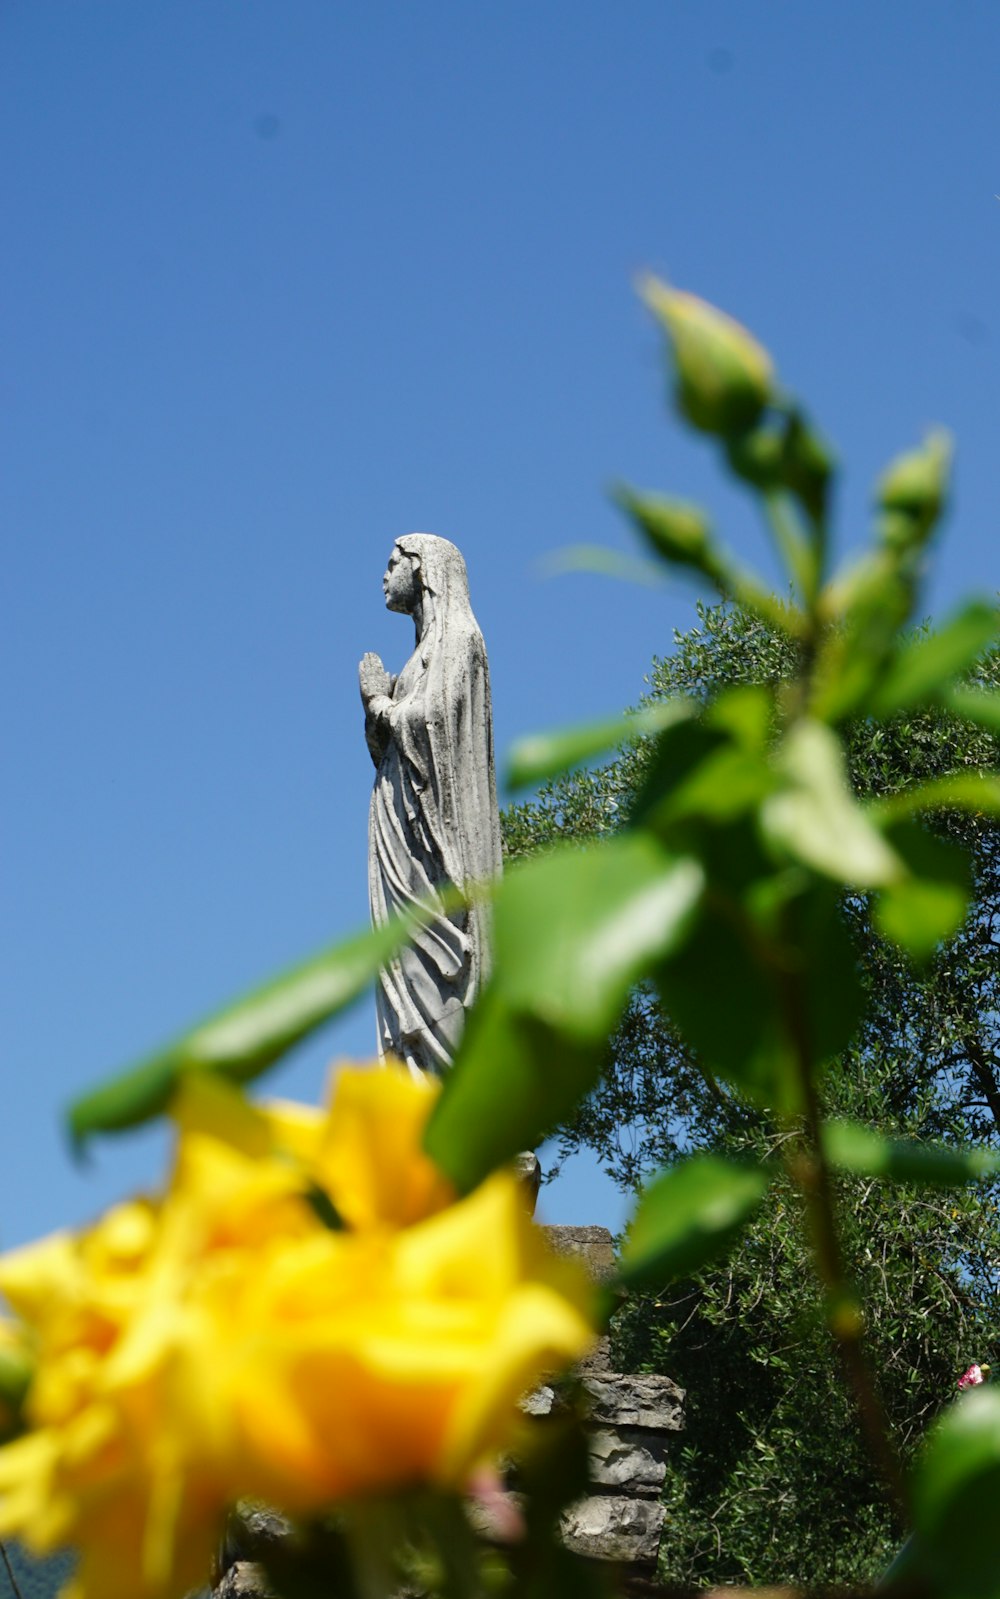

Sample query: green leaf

[873,771,1000,824]
[660,743,780,825]
[871,821,971,957]
[635,688,778,833]
[67,915,420,1146]
[912,1387,1000,1599]
[656,878,863,1112]
[630,718,727,830]
[619,1154,772,1290]
[761,719,903,887]
[869,601,999,717]
[945,684,1000,735]
[782,407,835,529]
[823,1120,1000,1187]
[706,683,775,749]
[505,698,697,791]
[494,837,704,1036]
[426,994,604,1194]
[425,836,704,1189]
[538,543,669,588]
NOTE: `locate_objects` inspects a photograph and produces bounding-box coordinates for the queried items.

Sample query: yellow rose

[0,1065,596,1599]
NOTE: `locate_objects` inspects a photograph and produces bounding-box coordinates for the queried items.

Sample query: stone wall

[543,1225,684,1575]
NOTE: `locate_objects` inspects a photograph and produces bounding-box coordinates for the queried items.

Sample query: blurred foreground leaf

[762,720,902,886]
[68,914,419,1147]
[946,683,1000,734]
[506,697,696,790]
[912,1387,1000,1599]
[425,835,703,1189]
[823,1120,1000,1187]
[619,1154,772,1290]
[872,820,971,957]
[869,600,998,717]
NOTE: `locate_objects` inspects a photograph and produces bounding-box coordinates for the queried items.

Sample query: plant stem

[0,1543,24,1599]
[779,960,909,1523]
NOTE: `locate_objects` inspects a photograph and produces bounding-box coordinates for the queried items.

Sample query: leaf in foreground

[911,1387,1000,1599]
[425,835,703,1190]
[67,915,417,1147]
[618,1154,772,1290]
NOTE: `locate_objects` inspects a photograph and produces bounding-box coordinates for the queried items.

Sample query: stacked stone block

[542,1226,684,1575]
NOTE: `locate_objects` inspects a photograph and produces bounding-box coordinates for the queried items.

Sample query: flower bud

[726,425,785,489]
[876,429,952,526]
[641,276,774,437]
[615,487,720,580]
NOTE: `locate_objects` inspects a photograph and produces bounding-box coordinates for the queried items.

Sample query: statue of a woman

[360,534,503,1077]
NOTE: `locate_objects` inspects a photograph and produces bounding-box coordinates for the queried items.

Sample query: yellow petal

[314,1064,455,1230]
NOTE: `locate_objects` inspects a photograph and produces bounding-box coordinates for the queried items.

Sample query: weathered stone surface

[582,1372,685,1432]
[543,1224,616,1284]
[559,1495,666,1566]
[587,1426,669,1495]
[217,1504,292,1576]
[576,1332,613,1374]
[363,534,502,1076]
[234,1504,293,1552]
[542,1225,616,1371]
[514,1150,542,1214]
[214,1562,272,1599]
[519,1382,562,1418]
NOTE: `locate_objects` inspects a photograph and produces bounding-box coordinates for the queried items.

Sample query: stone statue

[360,533,503,1076]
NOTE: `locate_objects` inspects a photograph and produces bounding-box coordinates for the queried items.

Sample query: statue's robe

[367,606,502,1076]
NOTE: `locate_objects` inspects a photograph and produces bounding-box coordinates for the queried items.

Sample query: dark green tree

[503,601,1000,1589]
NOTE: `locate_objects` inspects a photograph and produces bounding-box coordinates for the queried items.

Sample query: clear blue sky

[3,2,998,1250]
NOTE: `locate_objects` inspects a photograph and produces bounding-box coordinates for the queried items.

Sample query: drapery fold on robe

[367,535,502,1076]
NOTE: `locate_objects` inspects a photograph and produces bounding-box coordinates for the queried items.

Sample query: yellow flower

[0,1064,595,1599]
[222,1169,592,1508]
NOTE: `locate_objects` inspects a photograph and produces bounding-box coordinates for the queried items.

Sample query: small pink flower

[465,1465,526,1546]
[957,1363,989,1390]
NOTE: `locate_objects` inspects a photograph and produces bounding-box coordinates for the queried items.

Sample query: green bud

[726,426,785,489]
[783,410,834,525]
[728,409,834,527]
[640,275,774,437]
[615,487,719,578]
[876,429,952,525]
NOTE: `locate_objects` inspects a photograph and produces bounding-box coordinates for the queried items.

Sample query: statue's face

[383,547,419,614]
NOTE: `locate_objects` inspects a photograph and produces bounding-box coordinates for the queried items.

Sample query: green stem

[779,960,909,1523]
[764,491,821,610]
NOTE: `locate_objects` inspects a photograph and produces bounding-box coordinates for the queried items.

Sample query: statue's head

[393,537,467,610]
[382,543,420,615]
[386,534,471,617]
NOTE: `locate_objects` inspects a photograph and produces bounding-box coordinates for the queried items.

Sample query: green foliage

[503,601,1000,1588]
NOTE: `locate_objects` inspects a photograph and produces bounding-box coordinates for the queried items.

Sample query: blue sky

[3,2,999,1249]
